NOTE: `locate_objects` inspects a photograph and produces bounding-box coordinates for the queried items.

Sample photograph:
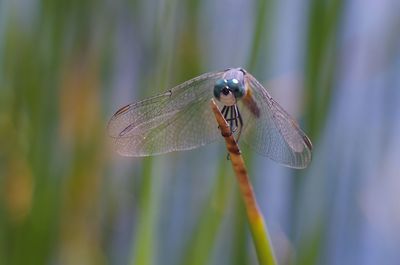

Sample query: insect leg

[221,106,227,116]
[234,105,239,128]
[222,106,229,120]
[236,106,243,142]
[230,106,237,132]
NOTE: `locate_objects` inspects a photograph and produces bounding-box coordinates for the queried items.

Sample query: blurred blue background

[1,0,400,264]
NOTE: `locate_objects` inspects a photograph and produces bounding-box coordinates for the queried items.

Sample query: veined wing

[238,73,312,168]
[108,71,224,156]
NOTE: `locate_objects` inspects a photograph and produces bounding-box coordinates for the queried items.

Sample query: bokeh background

[1,0,400,264]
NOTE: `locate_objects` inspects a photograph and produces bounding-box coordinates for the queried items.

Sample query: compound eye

[227,79,245,98]
[213,79,228,99]
[215,79,227,88]
[227,78,239,86]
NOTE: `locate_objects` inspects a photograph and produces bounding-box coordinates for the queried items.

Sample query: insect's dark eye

[227,79,245,98]
[227,79,239,92]
[214,79,228,99]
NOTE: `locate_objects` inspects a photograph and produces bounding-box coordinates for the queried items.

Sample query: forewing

[107,71,224,156]
[238,74,312,168]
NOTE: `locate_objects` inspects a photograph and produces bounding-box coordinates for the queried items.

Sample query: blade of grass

[294,2,344,264]
[180,163,231,265]
[247,0,269,72]
[130,157,158,265]
[210,99,277,265]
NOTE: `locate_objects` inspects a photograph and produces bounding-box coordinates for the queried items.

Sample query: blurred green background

[1,0,400,264]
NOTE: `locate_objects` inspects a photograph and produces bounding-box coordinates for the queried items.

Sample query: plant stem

[210,99,277,265]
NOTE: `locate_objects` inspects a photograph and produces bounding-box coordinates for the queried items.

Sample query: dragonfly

[108,68,312,169]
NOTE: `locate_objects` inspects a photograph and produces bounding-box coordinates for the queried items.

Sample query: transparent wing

[238,73,313,168]
[107,71,224,156]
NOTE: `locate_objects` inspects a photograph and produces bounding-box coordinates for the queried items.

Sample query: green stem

[236,170,276,265]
